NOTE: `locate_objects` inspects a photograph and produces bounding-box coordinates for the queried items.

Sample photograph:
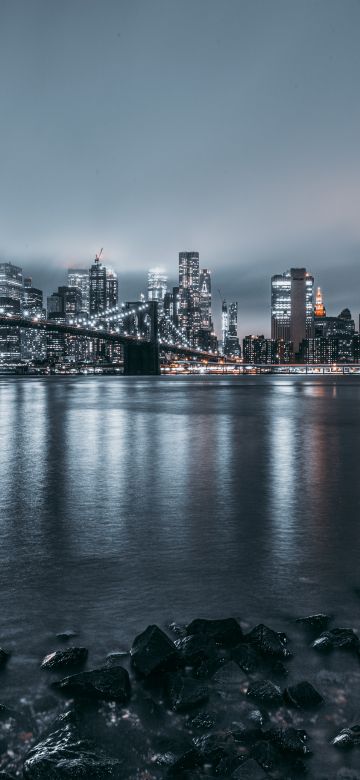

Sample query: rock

[166,674,209,712]
[0,773,16,779]
[267,726,310,755]
[246,680,283,706]
[105,652,129,667]
[270,659,288,678]
[186,711,216,729]
[296,613,331,630]
[246,624,291,659]
[41,647,88,670]
[284,680,323,709]
[186,618,243,647]
[313,628,360,652]
[0,648,10,667]
[56,630,78,641]
[232,758,268,778]
[23,712,122,778]
[332,725,360,748]
[337,769,360,779]
[251,740,279,771]
[52,665,131,703]
[231,644,260,674]
[130,624,181,677]
[174,634,222,675]
[167,748,203,775]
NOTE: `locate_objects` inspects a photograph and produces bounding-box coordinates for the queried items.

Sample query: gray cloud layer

[0,0,360,338]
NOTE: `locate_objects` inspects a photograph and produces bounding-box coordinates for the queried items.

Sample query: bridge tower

[123,300,160,376]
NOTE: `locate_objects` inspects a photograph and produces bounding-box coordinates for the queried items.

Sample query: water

[1,375,360,777]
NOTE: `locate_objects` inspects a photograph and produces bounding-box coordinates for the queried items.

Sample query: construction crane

[95,247,103,263]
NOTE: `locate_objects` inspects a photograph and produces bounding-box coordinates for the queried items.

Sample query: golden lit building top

[314,286,326,317]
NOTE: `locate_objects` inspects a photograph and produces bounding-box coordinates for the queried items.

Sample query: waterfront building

[22,278,44,317]
[314,308,355,339]
[243,335,292,364]
[223,301,240,357]
[21,279,46,362]
[0,296,21,363]
[314,287,326,317]
[271,268,314,354]
[178,251,200,344]
[68,269,90,314]
[0,262,23,307]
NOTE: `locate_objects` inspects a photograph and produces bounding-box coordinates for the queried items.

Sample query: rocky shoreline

[1,616,360,779]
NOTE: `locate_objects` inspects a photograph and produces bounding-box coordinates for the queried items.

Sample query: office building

[271,268,314,354]
[199,269,212,328]
[148,268,167,316]
[68,269,90,314]
[178,251,200,344]
[0,262,23,306]
[89,255,118,315]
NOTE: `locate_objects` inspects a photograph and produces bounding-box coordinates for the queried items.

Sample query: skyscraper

[89,254,118,316]
[68,269,90,314]
[271,268,314,354]
[178,251,200,344]
[199,269,212,328]
[0,262,23,305]
[314,287,326,318]
[222,300,240,356]
[148,268,167,316]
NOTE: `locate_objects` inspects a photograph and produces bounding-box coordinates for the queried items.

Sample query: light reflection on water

[1,375,360,669]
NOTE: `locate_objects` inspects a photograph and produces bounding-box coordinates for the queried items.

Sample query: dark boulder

[332,725,360,748]
[246,680,283,706]
[130,624,180,677]
[231,758,268,778]
[267,726,310,755]
[186,618,243,647]
[246,624,291,659]
[0,649,10,668]
[231,644,260,674]
[23,712,122,778]
[251,740,280,771]
[167,748,203,775]
[313,628,360,652]
[166,673,209,712]
[41,647,88,670]
[296,613,331,631]
[52,665,131,703]
[284,680,323,709]
[186,711,216,729]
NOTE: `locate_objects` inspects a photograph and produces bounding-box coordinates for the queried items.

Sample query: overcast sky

[1,0,360,337]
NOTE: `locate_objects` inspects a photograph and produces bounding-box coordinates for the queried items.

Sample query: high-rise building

[315,307,355,339]
[271,268,314,354]
[22,278,44,317]
[199,269,212,328]
[148,268,167,316]
[89,255,118,316]
[21,278,46,362]
[224,301,240,357]
[314,287,326,317]
[0,262,23,306]
[178,251,200,344]
[68,269,90,314]
[221,300,228,347]
[47,286,82,321]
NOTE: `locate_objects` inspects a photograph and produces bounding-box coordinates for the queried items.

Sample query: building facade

[178,251,200,344]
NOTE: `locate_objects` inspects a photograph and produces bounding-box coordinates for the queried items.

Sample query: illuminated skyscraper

[0,262,23,305]
[178,251,200,344]
[68,269,90,314]
[148,268,167,315]
[271,268,314,353]
[199,269,212,328]
[314,287,326,317]
[89,254,118,315]
[222,300,240,356]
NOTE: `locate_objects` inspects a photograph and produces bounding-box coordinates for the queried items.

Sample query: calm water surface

[1,375,360,776]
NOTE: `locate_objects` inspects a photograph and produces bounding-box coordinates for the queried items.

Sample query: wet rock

[186,711,216,729]
[313,627,360,652]
[231,644,260,674]
[166,673,209,712]
[296,613,331,631]
[167,747,203,775]
[23,711,122,778]
[246,680,283,706]
[270,659,288,678]
[130,624,181,677]
[41,647,88,670]
[52,664,131,703]
[56,630,77,641]
[0,649,10,668]
[175,634,221,668]
[251,740,279,771]
[105,652,129,667]
[267,726,310,755]
[168,622,187,637]
[284,680,323,709]
[0,774,16,779]
[231,758,268,778]
[332,724,360,748]
[337,769,360,779]
[246,624,291,659]
[186,618,243,647]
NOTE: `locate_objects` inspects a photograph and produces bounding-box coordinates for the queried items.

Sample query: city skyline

[1,0,360,338]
